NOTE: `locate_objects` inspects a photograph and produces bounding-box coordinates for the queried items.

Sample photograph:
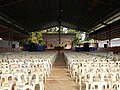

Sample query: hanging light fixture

[58,0,62,45]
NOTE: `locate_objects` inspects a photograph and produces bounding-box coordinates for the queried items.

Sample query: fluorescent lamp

[0,38,3,40]
[106,16,120,24]
[94,24,106,30]
[88,12,120,34]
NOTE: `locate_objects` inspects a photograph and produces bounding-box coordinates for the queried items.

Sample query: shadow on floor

[53,53,66,66]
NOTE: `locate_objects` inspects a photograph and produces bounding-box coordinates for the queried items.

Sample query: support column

[58,25,61,44]
[108,30,111,47]
[108,38,111,47]
[58,0,62,53]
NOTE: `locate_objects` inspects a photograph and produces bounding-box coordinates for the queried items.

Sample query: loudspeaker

[50,44,53,47]
[104,44,107,48]
[83,43,89,51]
[12,44,15,48]
[65,44,67,47]
[30,42,35,51]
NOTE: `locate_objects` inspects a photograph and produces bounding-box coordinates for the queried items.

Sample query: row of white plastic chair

[64,52,120,90]
[0,52,58,90]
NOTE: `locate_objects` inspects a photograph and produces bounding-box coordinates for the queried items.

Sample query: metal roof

[89,20,120,40]
[0,0,120,40]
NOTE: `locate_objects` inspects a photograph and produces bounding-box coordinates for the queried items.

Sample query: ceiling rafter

[0,0,120,40]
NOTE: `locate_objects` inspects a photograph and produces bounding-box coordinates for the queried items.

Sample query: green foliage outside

[21,32,45,46]
[30,32,45,45]
[20,26,85,46]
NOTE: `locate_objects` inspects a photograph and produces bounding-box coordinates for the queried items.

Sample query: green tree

[20,26,84,46]
[20,32,45,46]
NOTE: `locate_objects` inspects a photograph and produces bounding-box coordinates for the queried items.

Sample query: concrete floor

[45,67,79,90]
[45,53,79,90]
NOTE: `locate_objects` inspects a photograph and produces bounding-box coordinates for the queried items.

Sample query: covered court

[0,0,120,90]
